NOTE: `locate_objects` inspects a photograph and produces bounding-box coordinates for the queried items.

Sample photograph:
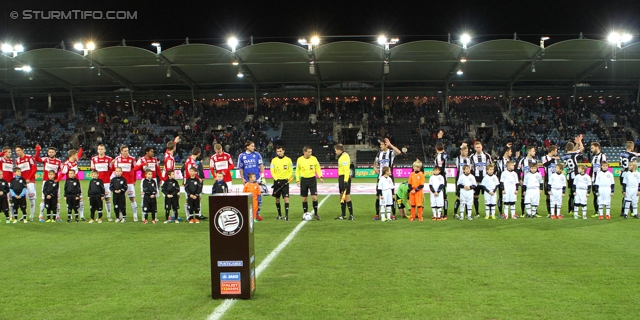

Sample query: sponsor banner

[220,272,242,295]
[217,261,243,267]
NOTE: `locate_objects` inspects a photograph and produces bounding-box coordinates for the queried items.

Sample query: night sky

[0,0,639,50]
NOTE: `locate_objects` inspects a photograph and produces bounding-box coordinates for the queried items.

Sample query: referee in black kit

[296,146,324,220]
[334,144,354,220]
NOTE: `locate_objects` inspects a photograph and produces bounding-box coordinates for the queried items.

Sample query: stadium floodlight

[621,33,633,43]
[228,37,238,52]
[377,36,399,51]
[540,37,550,49]
[460,34,471,49]
[14,44,24,53]
[456,68,463,75]
[151,42,161,54]
[15,65,31,72]
[237,70,244,78]
[310,36,320,46]
[377,35,388,45]
[232,60,239,66]
[460,57,467,63]
[74,42,95,56]
[1,43,12,53]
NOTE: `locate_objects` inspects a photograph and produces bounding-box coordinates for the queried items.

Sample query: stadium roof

[0,39,639,96]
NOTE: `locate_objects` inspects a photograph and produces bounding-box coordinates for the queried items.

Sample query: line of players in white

[446,137,640,220]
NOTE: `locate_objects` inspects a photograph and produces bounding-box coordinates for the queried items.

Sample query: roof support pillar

[253,84,258,114]
[637,82,640,105]
[317,83,321,112]
[444,82,450,112]
[10,91,17,116]
[70,90,76,117]
[130,91,135,115]
[572,85,577,105]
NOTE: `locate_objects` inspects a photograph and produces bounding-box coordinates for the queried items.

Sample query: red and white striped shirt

[210,152,234,183]
[91,155,113,184]
[184,156,198,182]
[15,155,37,183]
[162,151,175,181]
[0,156,14,182]
[59,159,79,180]
[113,155,139,184]
[136,156,162,179]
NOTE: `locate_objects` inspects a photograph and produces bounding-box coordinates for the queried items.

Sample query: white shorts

[27,182,36,200]
[381,190,394,206]
[126,184,136,198]
[484,192,497,205]
[625,189,638,207]
[104,183,111,198]
[550,189,564,208]
[597,191,611,206]
[430,193,444,208]
[502,187,517,203]
[574,189,588,205]
[460,189,474,206]
[524,189,541,206]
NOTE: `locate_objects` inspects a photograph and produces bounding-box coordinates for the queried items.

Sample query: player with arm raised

[434,139,449,219]
[561,134,584,215]
[35,145,63,222]
[373,138,402,220]
[161,137,180,183]
[91,144,113,221]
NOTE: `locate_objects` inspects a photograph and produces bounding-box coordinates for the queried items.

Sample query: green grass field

[1,179,639,320]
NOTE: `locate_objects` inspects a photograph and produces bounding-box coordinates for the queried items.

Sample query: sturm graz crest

[214,206,244,236]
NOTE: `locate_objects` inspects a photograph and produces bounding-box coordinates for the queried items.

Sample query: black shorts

[164,195,179,210]
[0,198,8,211]
[338,176,351,195]
[396,198,406,209]
[89,195,103,212]
[143,196,157,213]
[300,178,317,197]
[272,179,290,198]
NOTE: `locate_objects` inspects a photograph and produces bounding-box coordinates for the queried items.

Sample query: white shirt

[573,173,592,191]
[501,170,519,189]
[548,173,567,190]
[480,174,500,193]
[457,173,477,189]
[378,176,395,191]
[594,170,614,191]
[429,175,445,193]
[622,171,640,191]
[523,172,543,190]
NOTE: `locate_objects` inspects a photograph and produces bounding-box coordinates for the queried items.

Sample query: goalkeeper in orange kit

[243,173,263,221]
[408,159,426,221]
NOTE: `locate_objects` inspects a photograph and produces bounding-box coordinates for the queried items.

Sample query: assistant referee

[296,145,324,220]
[334,144,354,220]
[271,146,293,221]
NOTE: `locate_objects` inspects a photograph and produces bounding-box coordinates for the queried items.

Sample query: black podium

[209,194,256,299]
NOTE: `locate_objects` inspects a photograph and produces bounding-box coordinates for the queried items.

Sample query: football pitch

[1,179,640,320]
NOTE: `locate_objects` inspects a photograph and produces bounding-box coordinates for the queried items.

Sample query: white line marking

[207,195,331,320]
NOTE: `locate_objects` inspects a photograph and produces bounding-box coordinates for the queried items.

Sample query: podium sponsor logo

[249,205,254,233]
[220,272,242,295]
[217,260,243,267]
[251,269,255,291]
[214,206,244,236]
[250,255,255,264]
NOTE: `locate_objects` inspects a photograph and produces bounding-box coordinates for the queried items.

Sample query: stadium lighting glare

[237,70,244,78]
[151,42,161,54]
[310,36,320,46]
[228,37,238,52]
[377,35,388,45]
[540,37,550,49]
[298,39,307,45]
[86,42,95,50]
[456,69,463,75]
[15,65,31,72]
[608,32,633,48]
[14,44,24,52]
[74,43,84,50]
[460,57,467,63]
[1,43,12,53]
[232,60,239,66]
[460,34,471,49]
[74,42,95,56]
[621,33,633,43]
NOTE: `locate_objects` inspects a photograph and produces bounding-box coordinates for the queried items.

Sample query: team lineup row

[1,134,639,224]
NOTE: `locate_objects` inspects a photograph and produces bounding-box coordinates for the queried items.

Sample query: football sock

[546,197,551,215]
[511,204,517,218]
[474,197,479,214]
[443,199,448,217]
[302,202,308,213]
[466,205,472,218]
[341,202,346,216]
[131,201,138,220]
[105,200,112,218]
[385,206,391,220]
[276,202,282,215]
[520,198,525,215]
[599,205,603,217]
[375,199,380,215]
[417,207,423,219]
[437,208,442,218]
[606,205,610,216]
[532,205,537,216]
[152,212,156,220]
[410,206,416,219]
[313,200,318,216]
[39,202,45,217]
[29,198,36,219]
[78,199,84,218]
[432,208,437,218]
[347,201,353,216]
[98,210,103,219]
[285,202,290,217]
[526,204,531,217]
[380,205,386,218]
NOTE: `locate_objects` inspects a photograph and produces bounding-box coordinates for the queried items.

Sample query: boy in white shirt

[573,165,592,219]
[548,163,567,219]
[480,164,500,219]
[622,161,640,219]
[500,161,519,219]
[522,162,543,218]
[456,165,477,220]
[594,161,614,220]
[378,167,395,222]
[428,166,446,221]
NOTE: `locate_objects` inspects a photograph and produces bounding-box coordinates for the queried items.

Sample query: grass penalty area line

[207,194,331,320]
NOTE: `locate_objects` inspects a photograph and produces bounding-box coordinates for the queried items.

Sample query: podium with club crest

[209,193,256,299]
